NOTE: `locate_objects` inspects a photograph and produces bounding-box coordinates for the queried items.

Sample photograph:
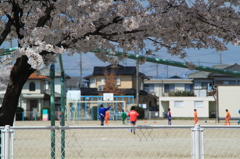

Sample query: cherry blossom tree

[0,0,239,125]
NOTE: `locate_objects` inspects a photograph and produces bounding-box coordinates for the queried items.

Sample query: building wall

[118,76,133,88]
[94,75,133,89]
[54,79,61,94]
[159,97,215,118]
[22,80,41,94]
[218,85,240,119]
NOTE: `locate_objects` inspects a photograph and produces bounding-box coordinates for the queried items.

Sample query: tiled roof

[39,68,71,78]
[28,73,49,80]
[208,63,240,77]
[84,64,148,79]
[188,64,231,79]
[93,64,137,75]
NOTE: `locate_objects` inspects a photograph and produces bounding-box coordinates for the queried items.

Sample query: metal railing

[1,124,240,159]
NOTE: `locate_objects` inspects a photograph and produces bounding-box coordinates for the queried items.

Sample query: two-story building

[0,67,70,120]
[144,76,212,118]
[144,63,240,120]
[81,64,158,110]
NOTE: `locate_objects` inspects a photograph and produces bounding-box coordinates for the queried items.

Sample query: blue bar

[22,112,24,121]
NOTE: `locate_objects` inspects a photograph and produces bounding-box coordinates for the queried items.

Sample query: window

[174,101,184,107]
[164,84,175,93]
[185,84,193,92]
[216,80,236,85]
[194,82,201,89]
[90,78,96,87]
[101,78,105,85]
[228,80,236,84]
[144,84,154,93]
[116,78,121,85]
[202,82,208,89]
[29,82,35,91]
[194,101,204,108]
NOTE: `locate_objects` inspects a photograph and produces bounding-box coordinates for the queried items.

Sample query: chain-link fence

[1,125,240,159]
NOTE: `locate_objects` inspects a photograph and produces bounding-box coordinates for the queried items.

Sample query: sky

[1,37,239,80]
[54,43,240,79]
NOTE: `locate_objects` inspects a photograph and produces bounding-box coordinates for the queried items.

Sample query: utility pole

[136,48,139,107]
[220,53,222,64]
[166,65,169,78]
[79,53,82,89]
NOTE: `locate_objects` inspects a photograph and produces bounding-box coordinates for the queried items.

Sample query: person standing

[105,110,110,125]
[194,109,198,124]
[167,108,172,125]
[128,106,139,134]
[224,109,231,125]
[99,104,111,126]
[121,110,127,124]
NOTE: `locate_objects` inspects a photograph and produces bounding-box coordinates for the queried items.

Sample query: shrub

[16,107,24,120]
[131,106,144,119]
[90,106,99,120]
[168,90,195,96]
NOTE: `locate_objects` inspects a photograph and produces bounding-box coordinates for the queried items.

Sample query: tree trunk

[0,55,35,126]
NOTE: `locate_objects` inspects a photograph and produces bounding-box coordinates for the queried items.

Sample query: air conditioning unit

[98,85,103,91]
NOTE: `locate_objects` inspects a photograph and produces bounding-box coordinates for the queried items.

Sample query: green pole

[58,55,65,159]
[0,47,18,56]
[50,64,55,159]
[91,48,240,77]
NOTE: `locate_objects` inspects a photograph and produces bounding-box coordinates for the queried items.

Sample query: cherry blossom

[0,0,239,85]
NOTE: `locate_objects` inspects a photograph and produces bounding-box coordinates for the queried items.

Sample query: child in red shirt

[128,106,139,134]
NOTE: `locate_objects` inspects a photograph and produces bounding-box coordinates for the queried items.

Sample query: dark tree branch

[37,3,54,27]
[0,19,12,46]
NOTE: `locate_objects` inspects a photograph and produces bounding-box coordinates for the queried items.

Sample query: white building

[144,63,240,120]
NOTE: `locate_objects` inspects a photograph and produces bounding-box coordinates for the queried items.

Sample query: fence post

[192,124,204,159]
[1,125,12,159]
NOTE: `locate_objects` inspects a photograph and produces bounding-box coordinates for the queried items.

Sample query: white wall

[22,80,41,94]
[54,79,61,94]
[218,86,240,119]
[159,97,215,118]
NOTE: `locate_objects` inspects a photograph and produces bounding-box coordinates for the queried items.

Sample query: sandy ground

[14,118,237,126]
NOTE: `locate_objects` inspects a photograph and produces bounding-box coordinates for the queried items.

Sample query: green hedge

[168,90,195,96]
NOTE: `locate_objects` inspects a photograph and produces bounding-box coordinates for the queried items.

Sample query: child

[128,106,139,134]
[105,110,110,125]
[224,109,231,125]
[99,104,111,126]
[194,109,198,124]
[167,108,172,125]
[121,110,127,124]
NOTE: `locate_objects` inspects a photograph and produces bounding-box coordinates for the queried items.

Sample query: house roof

[208,63,240,78]
[80,88,148,96]
[84,64,148,79]
[145,78,193,84]
[66,76,81,87]
[188,64,231,79]
[39,68,71,79]
[28,73,49,80]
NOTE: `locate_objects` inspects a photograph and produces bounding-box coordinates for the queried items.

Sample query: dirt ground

[14,118,237,126]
